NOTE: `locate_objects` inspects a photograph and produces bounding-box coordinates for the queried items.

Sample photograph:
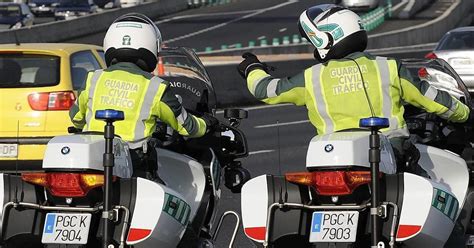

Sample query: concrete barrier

[368,0,473,49]
[197,0,473,56]
[0,0,188,44]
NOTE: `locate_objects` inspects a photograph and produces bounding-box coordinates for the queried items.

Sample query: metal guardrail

[200,0,393,53]
[361,0,393,32]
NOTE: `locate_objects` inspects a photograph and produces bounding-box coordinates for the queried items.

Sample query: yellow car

[0,43,106,170]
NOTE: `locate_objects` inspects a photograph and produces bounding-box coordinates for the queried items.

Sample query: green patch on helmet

[122,35,131,46]
[301,21,323,48]
[317,23,345,41]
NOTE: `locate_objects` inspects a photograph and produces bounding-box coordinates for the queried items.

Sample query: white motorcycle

[240,59,474,248]
[0,47,250,248]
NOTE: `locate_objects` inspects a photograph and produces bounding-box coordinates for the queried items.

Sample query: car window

[0,54,60,88]
[70,50,100,90]
[437,31,474,50]
[0,5,21,17]
[96,50,105,64]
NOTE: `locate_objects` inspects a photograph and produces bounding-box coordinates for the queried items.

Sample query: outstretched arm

[398,62,469,122]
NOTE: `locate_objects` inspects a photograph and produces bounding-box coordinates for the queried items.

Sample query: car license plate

[309,211,359,243]
[451,58,473,66]
[0,144,17,158]
[42,213,91,244]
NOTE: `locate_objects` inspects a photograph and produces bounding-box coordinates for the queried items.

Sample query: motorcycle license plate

[41,213,91,244]
[0,144,17,158]
[309,211,359,243]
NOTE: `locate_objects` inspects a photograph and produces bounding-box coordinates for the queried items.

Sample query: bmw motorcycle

[240,59,474,248]
[0,47,250,248]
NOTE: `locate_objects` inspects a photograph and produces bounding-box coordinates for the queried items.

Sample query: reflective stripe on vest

[85,70,103,129]
[375,57,409,137]
[375,57,397,130]
[312,64,334,133]
[133,76,162,141]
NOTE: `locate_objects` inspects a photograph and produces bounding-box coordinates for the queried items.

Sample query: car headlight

[55,11,68,16]
[10,22,22,29]
[28,2,37,7]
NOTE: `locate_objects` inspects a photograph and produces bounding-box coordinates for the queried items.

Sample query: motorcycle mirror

[224,109,248,120]
[224,165,250,193]
[67,126,82,134]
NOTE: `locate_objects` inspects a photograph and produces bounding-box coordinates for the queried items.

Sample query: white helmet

[103,13,162,72]
[298,4,367,62]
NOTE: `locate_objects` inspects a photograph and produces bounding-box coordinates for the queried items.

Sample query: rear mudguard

[241,174,402,246]
[397,173,461,248]
[242,172,463,248]
[0,174,190,248]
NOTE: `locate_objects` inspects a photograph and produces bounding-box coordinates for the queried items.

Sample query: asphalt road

[66,0,433,51]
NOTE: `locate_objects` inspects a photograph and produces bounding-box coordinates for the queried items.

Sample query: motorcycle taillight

[425,52,438,59]
[21,172,105,197]
[285,171,372,196]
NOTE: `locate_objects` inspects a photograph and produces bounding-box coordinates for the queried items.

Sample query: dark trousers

[129,145,159,180]
[389,137,428,176]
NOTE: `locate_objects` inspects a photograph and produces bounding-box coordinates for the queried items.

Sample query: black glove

[201,113,219,133]
[237,52,268,79]
[468,107,474,124]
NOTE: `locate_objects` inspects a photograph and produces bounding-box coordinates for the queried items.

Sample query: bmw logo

[61,146,70,155]
[324,144,334,153]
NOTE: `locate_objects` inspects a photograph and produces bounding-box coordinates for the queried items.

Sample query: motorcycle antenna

[349,58,386,247]
[276,120,289,203]
[277,120,282,176]
[13,120,21,203]
[348,58,375,118]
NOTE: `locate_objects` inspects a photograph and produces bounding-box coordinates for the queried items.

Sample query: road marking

[215,103,293,114]
[249,149,274,155]
[392,0,409,12]
[156,10,255,24]
[279,28,287,32]
[257,36,266,40]
[255,120,310,128]
[164,0,299,43]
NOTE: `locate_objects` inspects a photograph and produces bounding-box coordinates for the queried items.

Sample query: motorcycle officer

[70,13,217,180]
[237,4,470,174]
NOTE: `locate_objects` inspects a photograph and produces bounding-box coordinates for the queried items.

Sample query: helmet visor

[306,4,346,22]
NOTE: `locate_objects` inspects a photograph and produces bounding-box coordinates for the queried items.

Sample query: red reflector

[28,92,49,111]
[396,224,422,239]
[418,67,429,78]
[21,172,105,197]
[127,228,152,242]
[28,91,76,111]
[425,52,437,59]
[244,227,266,241]
[285,171,373,196]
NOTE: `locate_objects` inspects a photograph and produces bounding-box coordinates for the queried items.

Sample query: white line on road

[255,120,310,128]
[279,28,287,32]
[257,36,266,40]
[249,149,275,155]
[164,0,299,43]
[216,103,293,114]
[156,10,255,24]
